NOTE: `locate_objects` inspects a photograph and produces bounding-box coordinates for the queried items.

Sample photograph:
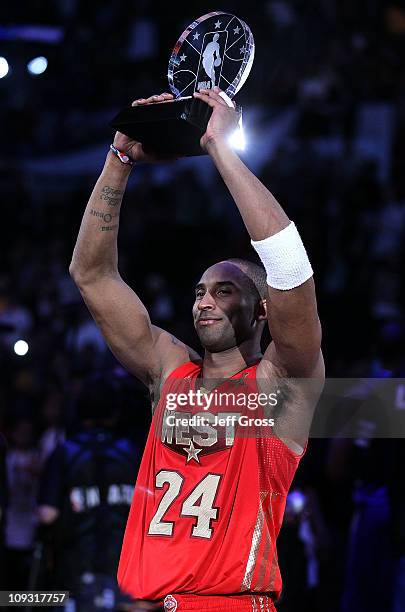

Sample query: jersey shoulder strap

[167,360,202,380]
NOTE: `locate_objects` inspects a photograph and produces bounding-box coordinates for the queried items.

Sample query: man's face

[192,262,260,353]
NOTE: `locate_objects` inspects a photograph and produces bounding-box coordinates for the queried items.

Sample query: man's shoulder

[256,355,286,382]
[257,352,325,395]
[150,358,202,413]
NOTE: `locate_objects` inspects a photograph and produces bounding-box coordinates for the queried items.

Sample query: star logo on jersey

[164,595,178,612]
[183,439,202,464]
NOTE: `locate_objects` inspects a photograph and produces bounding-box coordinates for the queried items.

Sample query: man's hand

[193,86,240,151]
[113,93,174,163]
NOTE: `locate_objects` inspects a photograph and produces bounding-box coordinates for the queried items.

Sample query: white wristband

[251,221,313,290]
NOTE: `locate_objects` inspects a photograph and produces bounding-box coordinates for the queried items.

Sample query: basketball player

[70,87,325,611]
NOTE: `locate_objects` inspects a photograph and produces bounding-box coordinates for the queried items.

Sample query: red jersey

[118,361,304,601]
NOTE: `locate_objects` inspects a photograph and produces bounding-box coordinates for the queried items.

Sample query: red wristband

[109,144,134,166]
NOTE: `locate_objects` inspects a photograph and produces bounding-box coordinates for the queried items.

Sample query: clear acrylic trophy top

[168,12,255,100]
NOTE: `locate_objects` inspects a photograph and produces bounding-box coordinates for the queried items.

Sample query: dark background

[1,1,405,611]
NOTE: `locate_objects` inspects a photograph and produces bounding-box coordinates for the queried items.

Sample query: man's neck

[202,340,262,382]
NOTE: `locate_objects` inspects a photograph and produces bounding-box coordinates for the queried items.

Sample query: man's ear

[256,298,267,321]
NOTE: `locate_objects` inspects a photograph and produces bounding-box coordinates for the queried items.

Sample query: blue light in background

[27,56,48,75]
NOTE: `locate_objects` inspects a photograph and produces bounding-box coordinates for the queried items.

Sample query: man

[38,376,141,611]
[70,87,324,611]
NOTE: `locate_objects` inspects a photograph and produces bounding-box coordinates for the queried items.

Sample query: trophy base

[110,97,213,157]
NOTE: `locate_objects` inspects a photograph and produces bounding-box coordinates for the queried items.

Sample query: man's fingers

[210,87,235,108]
[198,89,227,106]
[193,91,217,108]
[217,90,236,109]
[195,88,233,109]
[131,93,174,107]
[149,93,174,103]
[194,89,237,115]
[209,86,236,108]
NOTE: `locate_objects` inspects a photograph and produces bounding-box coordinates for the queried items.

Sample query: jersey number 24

[148,470,222,539]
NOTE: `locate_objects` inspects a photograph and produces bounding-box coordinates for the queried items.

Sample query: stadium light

[0,57,9,79]
[27,56,48,75]
[14,340,29,356]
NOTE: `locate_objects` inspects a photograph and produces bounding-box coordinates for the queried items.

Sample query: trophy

[110,12,255,156]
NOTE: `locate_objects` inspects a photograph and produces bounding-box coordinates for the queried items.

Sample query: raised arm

[194,87,323,379]
[69,94,198,394]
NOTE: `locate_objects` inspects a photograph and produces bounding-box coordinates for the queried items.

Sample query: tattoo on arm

[89,208,119,232]
[89,209,119,221]
[90,209,105,219]
[100,185,123,207]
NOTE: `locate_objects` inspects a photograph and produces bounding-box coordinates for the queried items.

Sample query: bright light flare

[218,90,247,151]
[27,56,48,75]
[229,116,246,151]
[14,340,29,356]
[0,57,9,79]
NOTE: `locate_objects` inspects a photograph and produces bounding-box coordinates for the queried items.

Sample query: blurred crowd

[1,0,405,610]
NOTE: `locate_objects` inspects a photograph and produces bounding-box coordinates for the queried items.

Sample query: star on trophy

[110,12,255,156]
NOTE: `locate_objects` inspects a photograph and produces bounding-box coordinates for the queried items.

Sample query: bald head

[193,260,267,351]
[224,258,267,302]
